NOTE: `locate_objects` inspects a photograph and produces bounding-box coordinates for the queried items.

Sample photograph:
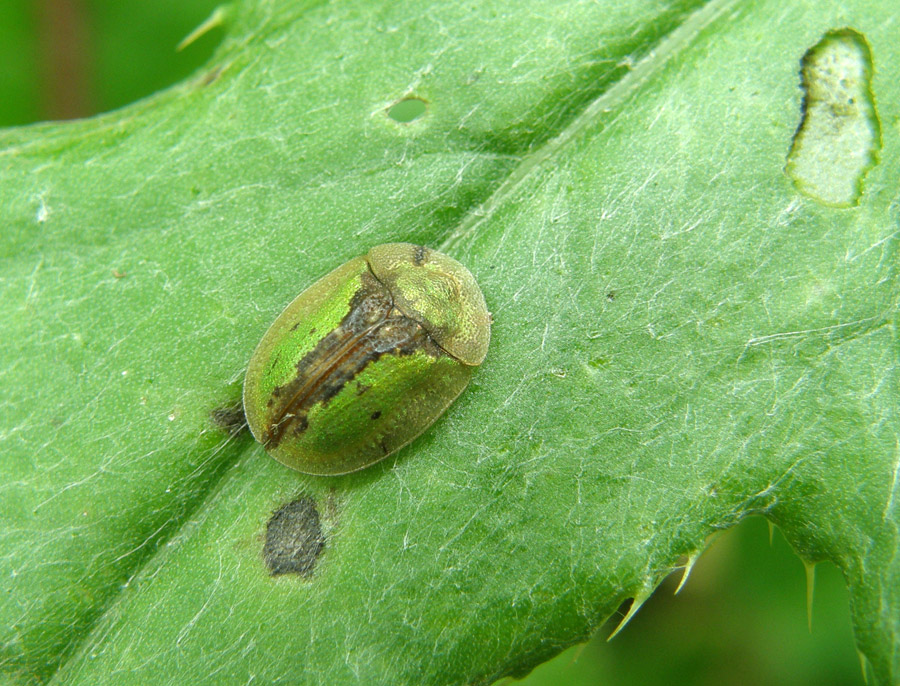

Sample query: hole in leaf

[387,97,427,123]
[785,28,881,208]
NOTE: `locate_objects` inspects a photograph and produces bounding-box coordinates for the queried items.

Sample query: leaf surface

[0,0,897,684]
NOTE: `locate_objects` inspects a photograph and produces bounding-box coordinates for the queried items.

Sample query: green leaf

[1,0,897,684]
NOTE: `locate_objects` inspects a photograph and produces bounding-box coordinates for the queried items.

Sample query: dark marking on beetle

[264,271,444,449]
[211,403,248,437]
[291,416,309,436]
[355,382,372,396]
[371,411,381,420]
[290,321,301,331]
[413,245,427,266]
[264,496,324,577]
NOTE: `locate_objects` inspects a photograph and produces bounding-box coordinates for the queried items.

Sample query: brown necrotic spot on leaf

[210,403,247,437]
[264,496,325,577]
[785,28,881,207]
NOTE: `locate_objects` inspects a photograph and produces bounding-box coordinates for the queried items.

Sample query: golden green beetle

[243,243,490,475]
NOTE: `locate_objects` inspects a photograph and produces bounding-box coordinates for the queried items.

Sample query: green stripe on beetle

[243,243,491,475]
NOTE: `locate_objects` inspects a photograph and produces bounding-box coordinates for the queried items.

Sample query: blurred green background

[0,0,222,126]
[0,2,861,684]
[512,517,859,686]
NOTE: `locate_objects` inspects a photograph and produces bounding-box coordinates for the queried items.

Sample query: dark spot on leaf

[371,411,381,420]
[606,291,616,301]
[264,496,325,577]
[210,403,247,437]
